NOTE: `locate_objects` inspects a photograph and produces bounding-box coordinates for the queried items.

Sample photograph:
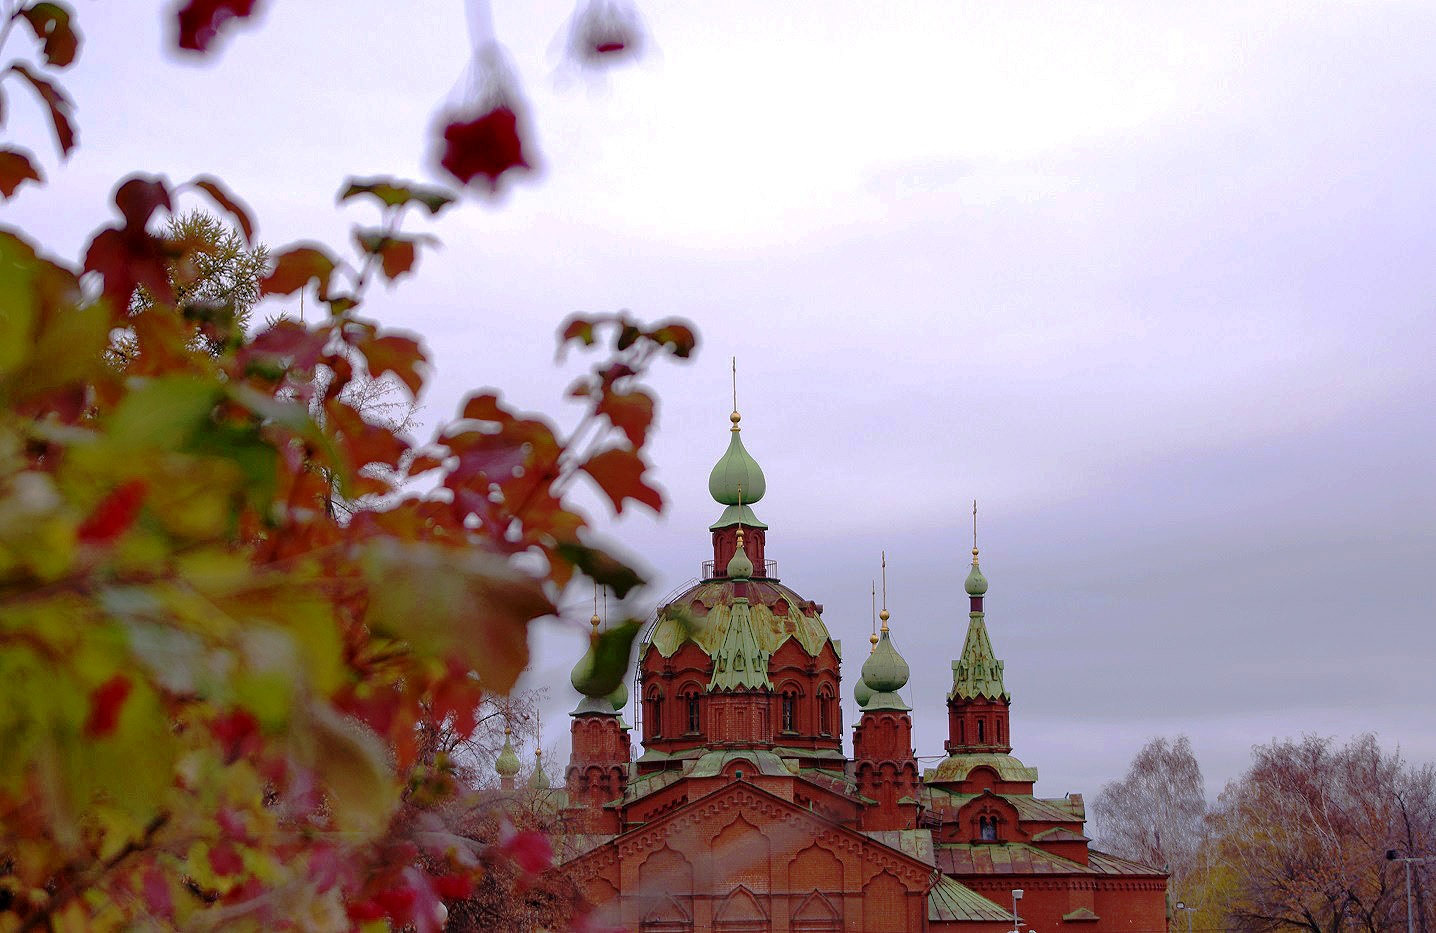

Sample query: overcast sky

[7,1,1434,802]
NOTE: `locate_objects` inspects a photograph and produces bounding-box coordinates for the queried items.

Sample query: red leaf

[209,841,244,876]
[557,315,597,354]
[83,225,173,309]
[113,175,172,230]
[142,866,173,919]
[360,333,426,397]
[580,447,663,514]
[190,175,255,243]
[0,147,43,199]
[20,3,80,68]
[9,62,75,157]
[261,244,335,297]
[501,830,553,874]
[438,107,531,192]
[84,674,133,738]
[596,388,654,447]
[405,453,446,477]
[77,479,147,545]
[647,320,698,358]
[175,0,261,53]
[211,708,260,763]
[433,873,473,901]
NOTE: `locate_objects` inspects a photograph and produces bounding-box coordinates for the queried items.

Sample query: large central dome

[648,578,832,659]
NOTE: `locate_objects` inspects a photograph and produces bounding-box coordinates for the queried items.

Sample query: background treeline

[1092,734,1435,932]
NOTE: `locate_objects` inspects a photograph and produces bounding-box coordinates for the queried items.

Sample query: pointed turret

[706,389,769,576]
[852,555,921,830]
[527,748,551,790]
[496,726,521,791]
[945,530,1014,756]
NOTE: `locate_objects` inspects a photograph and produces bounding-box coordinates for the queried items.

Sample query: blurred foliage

[0,1,686,929]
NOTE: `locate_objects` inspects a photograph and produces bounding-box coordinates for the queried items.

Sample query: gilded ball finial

[730,409,741,426]
[869,631,879,650]
[590,612,601,632]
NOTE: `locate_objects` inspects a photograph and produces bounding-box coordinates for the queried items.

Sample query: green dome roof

[495,735,521,777]
[964,554,988,596]
[647,579,833,661]
[853,674,874,708]
[708,423,766,507]
[861,630,910,694]
[608,679,628,711]
[727,535,754,580]
[527,752,550,790]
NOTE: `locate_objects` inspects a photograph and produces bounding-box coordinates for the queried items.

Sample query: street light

[1010,888,1023,933]
[1175,900,1196,933]
[1387,849,1430,933]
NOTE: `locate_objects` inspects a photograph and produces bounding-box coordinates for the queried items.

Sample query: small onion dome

[965,550,988,597]
[527,751,550,790]
[727,532,754,580]
[861,630,910,694]
[495,734,521,778]
[608,678,628,712]
[708,416,766,506]
[854,673,874,708]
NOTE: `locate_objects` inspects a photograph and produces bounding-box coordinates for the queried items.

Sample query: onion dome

[527,750,550,790]
[708,410,766,507]
[495,730,521,778]
[608,679,628,712]
[727,528,754,580]
[860,609,911,711]
[965,549,988,596]
[853,673,874,708]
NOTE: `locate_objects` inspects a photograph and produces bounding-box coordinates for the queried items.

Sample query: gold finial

[972,499,980,565]
[879,551,890,632]
[730,357,741,430]
[591,582,601,633]
[869,580,878,652]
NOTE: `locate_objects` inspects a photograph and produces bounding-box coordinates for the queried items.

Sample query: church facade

[550,410,1169,932]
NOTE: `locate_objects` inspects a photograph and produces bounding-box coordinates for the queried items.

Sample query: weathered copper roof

[927,874,1014,923]
[864,829,935,866]
[647,579,833,659]
[935,842,1088,875]
[1086,848,1170,876]
[926,752,1039,784]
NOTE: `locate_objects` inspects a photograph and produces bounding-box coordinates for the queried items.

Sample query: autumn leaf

[580,447,663,514]
[340,177,455,216]
[359,332,426,396]
[190,174,255,242]
[596,388,654,447]
[9,62,76,157]
[500,829,553,874]
[20,3,81,68]
[0,147,43,200]
[261,244,335,297]
[76,480,147,545]
[438,107,531,192]
[647,319,698,358]
[84,674,133,737]
[558,315,597,354]
[175,0,261,53]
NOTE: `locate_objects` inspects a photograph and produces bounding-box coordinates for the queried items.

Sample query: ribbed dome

[708,426,766,506]
[861,631,910,693]
[646,579,834,661]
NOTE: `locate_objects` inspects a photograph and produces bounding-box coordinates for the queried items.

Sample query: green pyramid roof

[950,610,1009,702]
[708,596,772,692]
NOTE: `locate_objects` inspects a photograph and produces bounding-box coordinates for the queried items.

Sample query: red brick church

[550,408,1169,932]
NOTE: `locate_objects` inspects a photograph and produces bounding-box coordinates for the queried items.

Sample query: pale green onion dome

[727,531,754,580]
[965,550,988,597]
[708,414,766,507]
[854,674,874,708]
[527,751,550,790]
[495,734,521,778]
[861,629,910,694]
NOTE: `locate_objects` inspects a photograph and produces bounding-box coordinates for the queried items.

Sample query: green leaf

[107,377,220,450]
[0,231,40,374]
[570,620,642,698]
[339,177,456,216]
[21,3,80,68]
[554,542,645,599]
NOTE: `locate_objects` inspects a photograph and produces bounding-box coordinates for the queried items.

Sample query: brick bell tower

[852,557,921,831]
[945,519,1013,757]
[563,611,630,834]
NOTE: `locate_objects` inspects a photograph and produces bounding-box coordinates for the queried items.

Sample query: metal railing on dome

[700,559,777,579]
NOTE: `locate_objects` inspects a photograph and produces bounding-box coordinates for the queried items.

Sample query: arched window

[977,719,985,744]
[818,687,833,736]
[980,816,997,841]
[647,690,664,738]
[685,692,701,734]
[996,720,1003,744]
[781,691,797,732]
[958,720,965,744]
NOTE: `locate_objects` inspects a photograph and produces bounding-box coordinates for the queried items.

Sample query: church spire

[708,360,767,530]
[860,552,910,712]
[946,510,1013,755]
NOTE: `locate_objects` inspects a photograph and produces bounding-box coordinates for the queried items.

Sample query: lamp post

[1175,900,1196,933]
[1387,849,1430,933]
[1011,887,1023,933]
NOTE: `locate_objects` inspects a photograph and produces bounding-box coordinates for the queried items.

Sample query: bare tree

[1204,734,1436,933]
[1092,735,1208,903]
